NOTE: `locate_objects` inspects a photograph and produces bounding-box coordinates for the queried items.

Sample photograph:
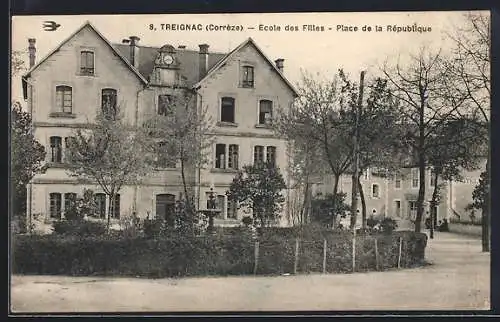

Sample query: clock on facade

[163,54,174,65]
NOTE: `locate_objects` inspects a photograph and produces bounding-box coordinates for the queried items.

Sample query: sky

[11,11,481,102]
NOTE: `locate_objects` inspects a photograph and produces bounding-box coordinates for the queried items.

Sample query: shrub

[12,229,427,277]
[53,220,107,237]
[379,218,398,234]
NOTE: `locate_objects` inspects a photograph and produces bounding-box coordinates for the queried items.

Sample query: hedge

[12,230,427,278]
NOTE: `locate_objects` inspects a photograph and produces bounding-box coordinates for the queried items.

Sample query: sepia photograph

[9,11,491,313]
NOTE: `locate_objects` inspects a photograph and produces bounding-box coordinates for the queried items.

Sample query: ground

[10,231,490,313]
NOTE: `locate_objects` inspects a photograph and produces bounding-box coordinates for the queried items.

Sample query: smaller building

[311,162,486,225]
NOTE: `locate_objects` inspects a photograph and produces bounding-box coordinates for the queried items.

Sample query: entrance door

[156,194,176,225]
[394,200,401,217]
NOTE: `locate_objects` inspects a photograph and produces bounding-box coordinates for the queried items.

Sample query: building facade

[312,163,486,225]
[22,22,298,227]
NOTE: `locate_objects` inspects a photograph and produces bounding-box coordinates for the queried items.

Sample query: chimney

[198,44,209,80]
[28,38,36,68]
[128,36,140,68]
[275,58,284,73]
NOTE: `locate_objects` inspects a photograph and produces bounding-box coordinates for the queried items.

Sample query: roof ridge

[111,42,227,55]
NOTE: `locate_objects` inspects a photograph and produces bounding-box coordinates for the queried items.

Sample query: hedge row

[12,230,427,278]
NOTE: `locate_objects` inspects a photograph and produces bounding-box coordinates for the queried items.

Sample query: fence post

[294,238,300,274]
[374,238,379,271]
[253,241,259,275]
[397,236,402,269]
[352,235,356,273]
[322,239,327,274]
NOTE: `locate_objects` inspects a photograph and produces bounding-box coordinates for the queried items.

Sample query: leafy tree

[11,50,27,76]
[227,162,286,228]
[310,192,350,228]
[143,92,214,225]
[66,105,153,231]
[470,168,489,216]
[446,11,491,251]
[10,101,46,232]
[426,118,486,238]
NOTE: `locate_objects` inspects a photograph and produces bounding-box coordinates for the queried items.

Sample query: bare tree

[274,71,353,223]
[143,92,214,218]
[66,105,153,231]
[381,46,474,232]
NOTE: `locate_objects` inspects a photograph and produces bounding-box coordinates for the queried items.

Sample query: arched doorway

[156,194,175,226]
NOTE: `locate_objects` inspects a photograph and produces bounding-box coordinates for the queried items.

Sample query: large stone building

[22,21,298,227]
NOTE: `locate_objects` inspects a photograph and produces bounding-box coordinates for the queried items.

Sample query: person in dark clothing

[438,218,449,232]
[425,212,431,230]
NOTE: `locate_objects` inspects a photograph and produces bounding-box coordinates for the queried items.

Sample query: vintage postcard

[10,11,491,314]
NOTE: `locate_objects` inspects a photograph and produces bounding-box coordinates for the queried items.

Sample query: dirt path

[10,232,490,312]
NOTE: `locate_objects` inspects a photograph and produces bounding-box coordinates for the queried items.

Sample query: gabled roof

[112,44,225,87]
[22,21,148,84]
[193,37,299,97]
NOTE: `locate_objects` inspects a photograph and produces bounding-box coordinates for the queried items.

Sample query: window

[64,193,77,216]
[430,168,437,187]
[408,201,418,219]
[259,100,273,125]
[372,184,380,198]
[228,144,239,170]
[241,66,254,87]
[215,144,226,169]
[156,142,177,168]
[49,193,62,219]
[55,86,72,113]
[411,168,419,188]
[101,88,117,120]
[395,174,402,189]
[254,146,264,164]
[266,146,276,166]
[94,193,106,219]
[158,94,172,116]
[111,194,120,219]
[80,51,94,75]
[227,199,237,219]
[50,136,62,163]
[217,195,225,219]
[221,97,235,123]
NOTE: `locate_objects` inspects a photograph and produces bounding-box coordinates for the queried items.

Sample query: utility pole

[350,71,365,231]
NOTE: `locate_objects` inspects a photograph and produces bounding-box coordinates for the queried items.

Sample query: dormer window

[80,51,95,76]
[259,100,273,125]
[241,65,254,88]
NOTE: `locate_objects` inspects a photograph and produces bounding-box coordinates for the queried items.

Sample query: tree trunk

[332,174,340,229]
[107,192,115,233]
[429,170,440,239]
[301,181,310,226]
[180,150,194,229]
[358,177,367,229]
[482,157,490,252]
[415,156,426,233]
